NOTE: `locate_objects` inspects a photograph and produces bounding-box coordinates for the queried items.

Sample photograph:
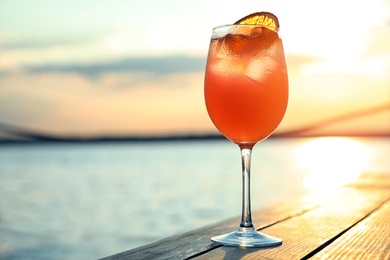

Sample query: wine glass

[204,23,288,247]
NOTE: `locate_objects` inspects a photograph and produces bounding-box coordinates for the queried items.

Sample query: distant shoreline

[0,134,226,144]
[0,132,389,145]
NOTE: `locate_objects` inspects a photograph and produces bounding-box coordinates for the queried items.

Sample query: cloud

[0,46,389,137]
[8,56,207,77]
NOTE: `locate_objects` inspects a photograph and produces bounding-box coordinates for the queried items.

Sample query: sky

[0,0,389,138]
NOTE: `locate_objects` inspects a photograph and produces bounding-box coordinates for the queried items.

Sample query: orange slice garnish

[234,12,279,31]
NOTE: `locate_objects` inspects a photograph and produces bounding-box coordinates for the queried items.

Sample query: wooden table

[101,174,390,260]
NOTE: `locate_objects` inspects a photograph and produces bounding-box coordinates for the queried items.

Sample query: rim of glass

[211,24,279,39]
[213,24,279,32]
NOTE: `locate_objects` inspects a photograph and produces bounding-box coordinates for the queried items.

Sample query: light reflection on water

[295,137,369,191]
[0,137,388,259]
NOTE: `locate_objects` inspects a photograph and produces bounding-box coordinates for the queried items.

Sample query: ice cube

[210,58,228,74]
[210,57,243,76]
[246,56,277,82]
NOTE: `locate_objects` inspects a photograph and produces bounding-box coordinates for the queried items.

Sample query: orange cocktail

[204,24,288,146]
[204,12,288,247]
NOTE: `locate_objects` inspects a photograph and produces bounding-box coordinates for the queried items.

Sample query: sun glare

[295,137,368,191]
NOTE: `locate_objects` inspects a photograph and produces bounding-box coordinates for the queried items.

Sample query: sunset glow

[0,0,389,138]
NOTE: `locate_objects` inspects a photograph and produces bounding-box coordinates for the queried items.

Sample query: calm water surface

[0,137,388,259]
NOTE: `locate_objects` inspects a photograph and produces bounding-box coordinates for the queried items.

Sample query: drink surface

[204,25,288,146]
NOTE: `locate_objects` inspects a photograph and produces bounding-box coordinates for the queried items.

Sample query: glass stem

[239,147,254,229]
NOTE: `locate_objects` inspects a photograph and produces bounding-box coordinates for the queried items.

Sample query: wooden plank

[193,184,390,259]
[347,173,390,190]
[100,189,334,260]
[311,199,390,260]
[101,174,390,260]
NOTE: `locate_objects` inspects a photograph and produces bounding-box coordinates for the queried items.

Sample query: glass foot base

[211,227,282,248]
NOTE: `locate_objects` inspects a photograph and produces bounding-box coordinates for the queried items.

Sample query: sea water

[0,137,389,259]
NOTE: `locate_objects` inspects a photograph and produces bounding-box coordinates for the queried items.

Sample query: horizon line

[0,102,389,143]
[0,132,389,145]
